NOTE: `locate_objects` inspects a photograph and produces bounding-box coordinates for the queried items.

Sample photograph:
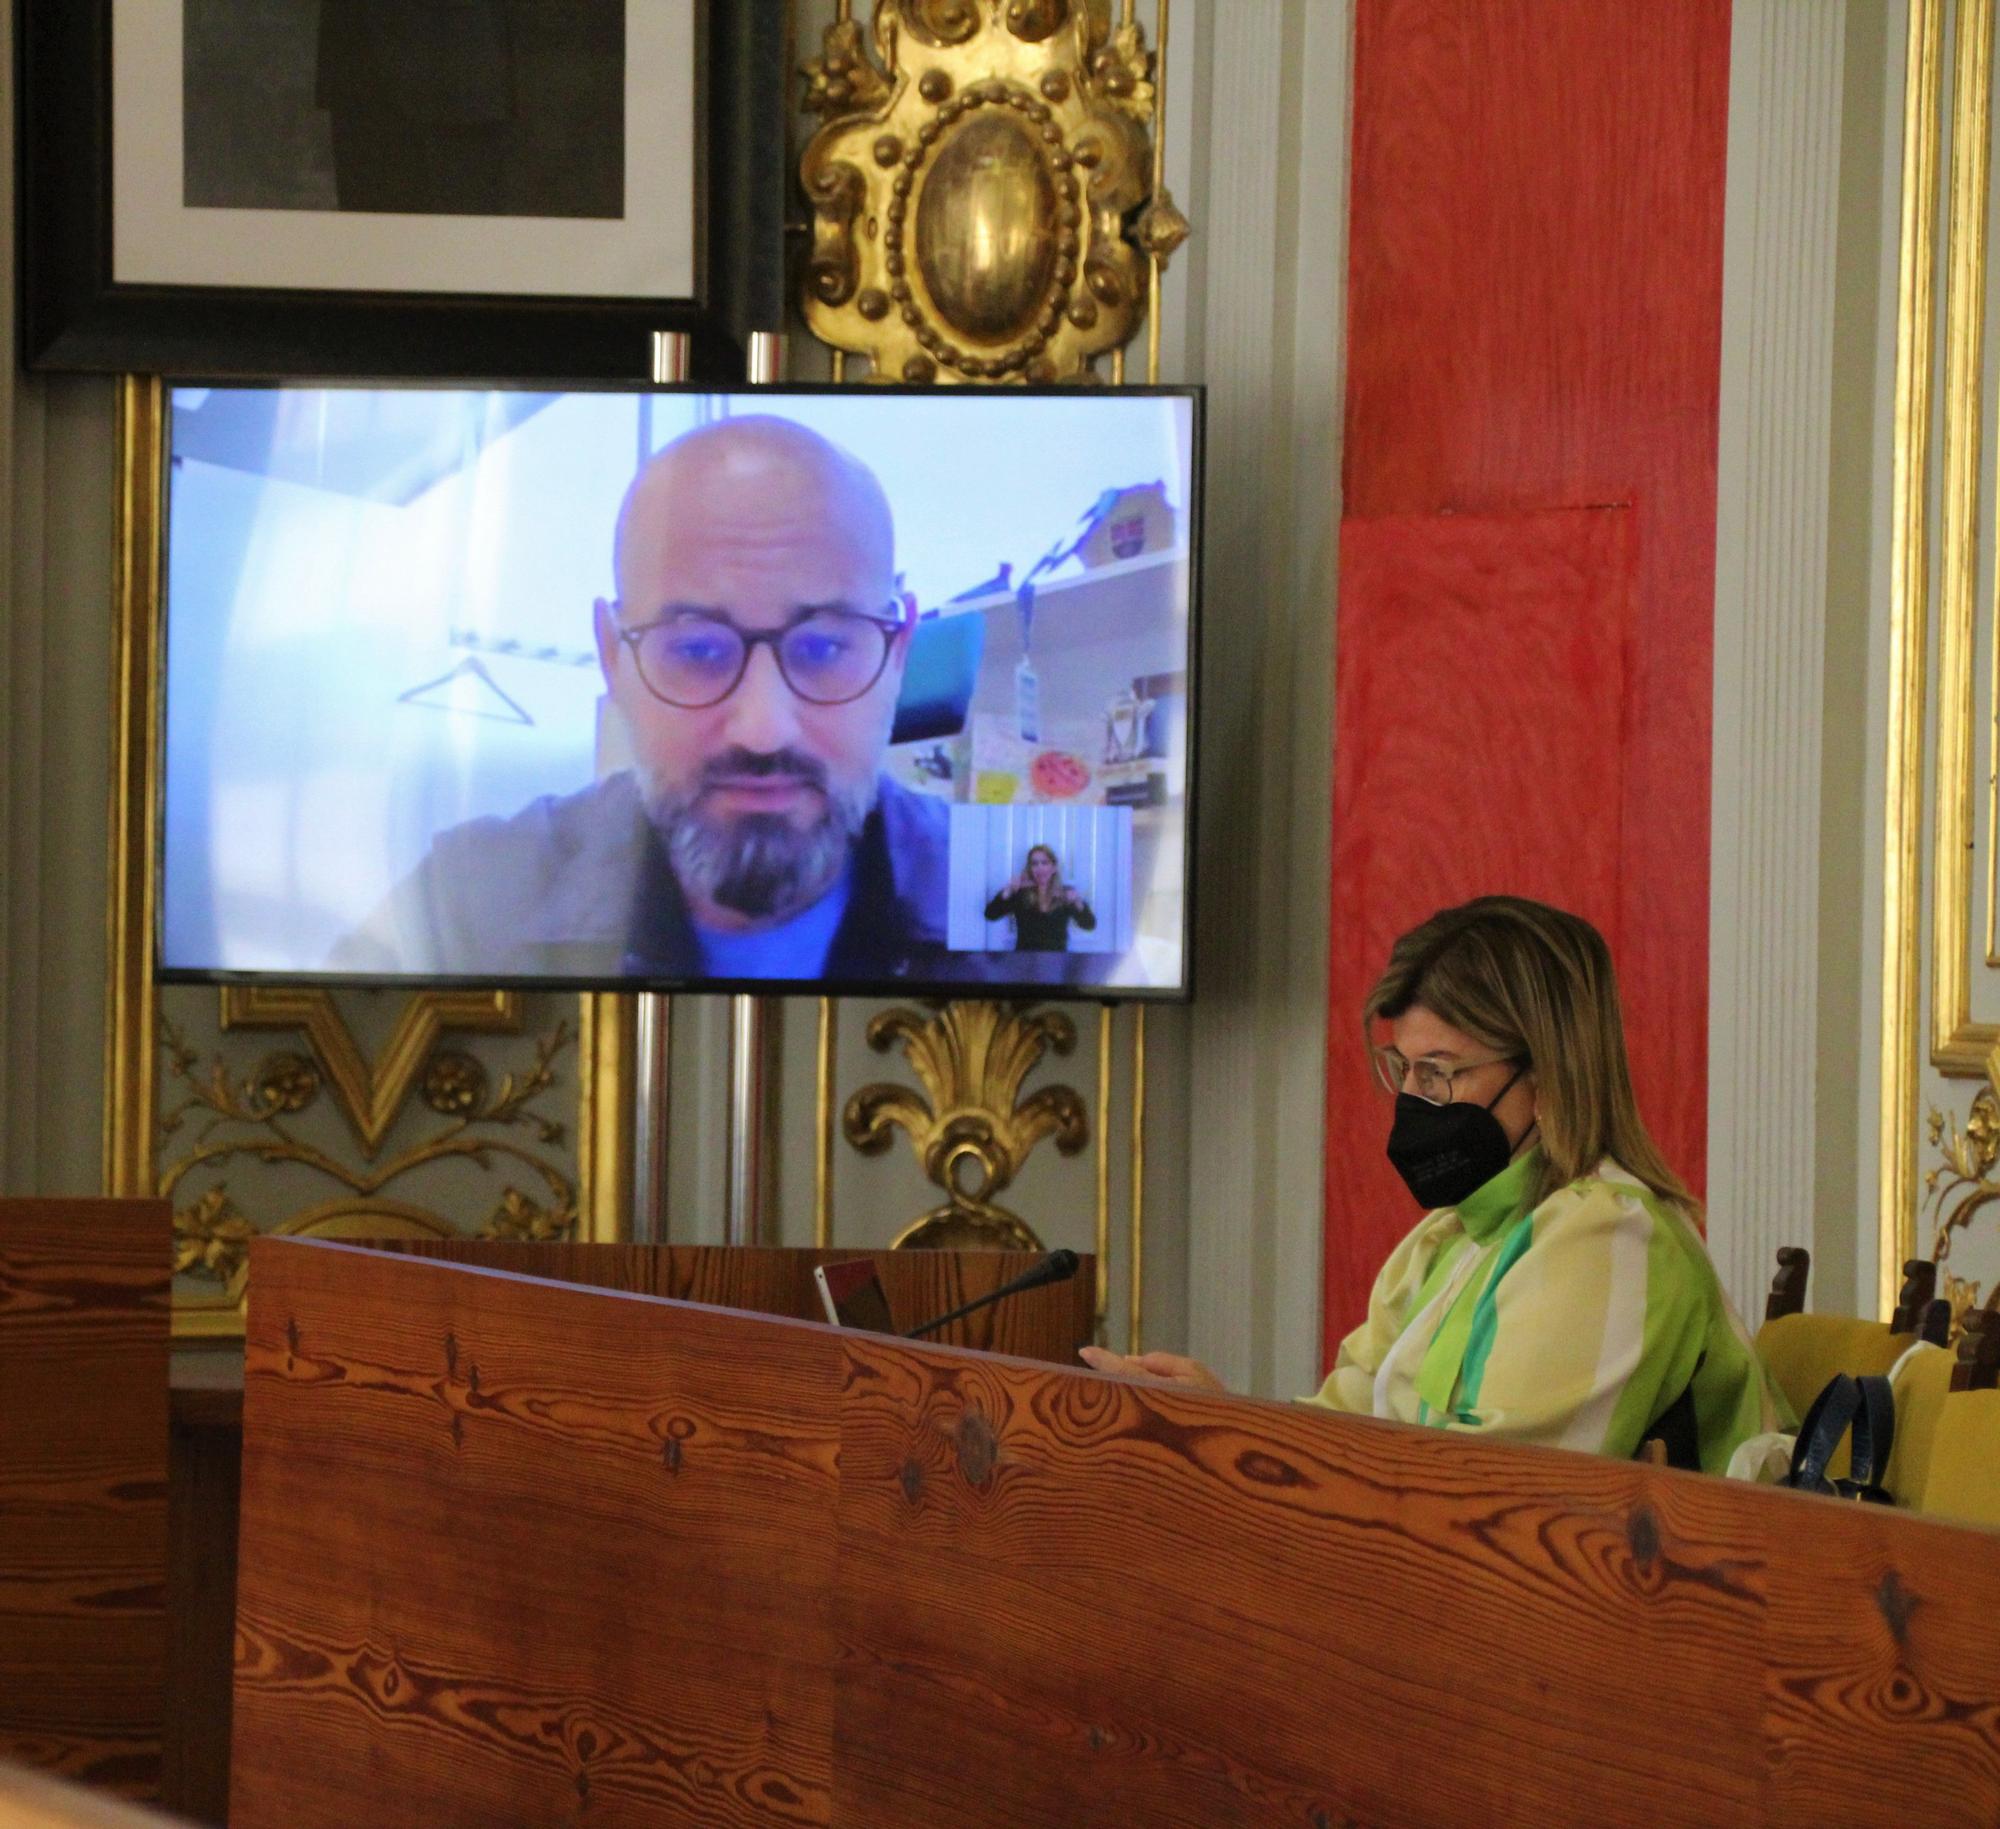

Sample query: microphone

[903,1249,1081,1340]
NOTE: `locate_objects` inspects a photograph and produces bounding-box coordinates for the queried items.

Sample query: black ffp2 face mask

[1385,1066,1527,1209]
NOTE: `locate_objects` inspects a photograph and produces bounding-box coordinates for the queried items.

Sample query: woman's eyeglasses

[1370,1047,1522,1106]
[617,604,906,709]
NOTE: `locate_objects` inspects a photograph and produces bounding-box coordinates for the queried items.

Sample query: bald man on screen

[333,416,970,986]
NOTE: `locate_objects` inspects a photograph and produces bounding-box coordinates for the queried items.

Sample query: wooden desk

[164,1246,1090,1824]
[164,1356,242,1826]
[230,1237,2000,1828]
[0,1200,168,1800]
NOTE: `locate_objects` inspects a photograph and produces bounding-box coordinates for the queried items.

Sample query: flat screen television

[158,382,1201,999]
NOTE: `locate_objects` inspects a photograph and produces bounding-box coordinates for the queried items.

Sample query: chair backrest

[1752,1251,1944,1466]
[1873,1309,1998,1521]
[1889,1257,1940,1332]
[1918,1387,2000,1528]
[1884,1341,1954,1510]
[1954,1305,2000,1392]
[1764,1244,1810,1319]
[1754,1311,1916,1419]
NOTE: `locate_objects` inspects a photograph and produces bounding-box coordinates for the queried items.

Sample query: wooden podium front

[0,1199,168,1799]
[232,1239,2000,1829]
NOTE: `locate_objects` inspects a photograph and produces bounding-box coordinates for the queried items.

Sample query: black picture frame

[16,0,785,380]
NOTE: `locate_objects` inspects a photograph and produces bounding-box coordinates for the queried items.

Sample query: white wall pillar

[1708,0,1848,1318]
[1182,0,1349,1397]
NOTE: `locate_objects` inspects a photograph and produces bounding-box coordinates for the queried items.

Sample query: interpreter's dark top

[983,887,1097,952]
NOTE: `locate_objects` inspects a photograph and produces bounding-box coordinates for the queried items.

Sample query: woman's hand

[1077,1345,1226,1393]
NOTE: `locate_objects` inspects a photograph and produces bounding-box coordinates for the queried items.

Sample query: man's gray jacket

[330,771,981,987]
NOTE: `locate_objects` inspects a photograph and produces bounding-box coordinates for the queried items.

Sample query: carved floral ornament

[1922,1085,2000,1335]
[845,1001,1088,1250]
[800,0,1186,383]
[163,993,579,1293]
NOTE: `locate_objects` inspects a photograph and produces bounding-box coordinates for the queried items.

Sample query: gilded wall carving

[1925,1089,2000,1332]
[800,0,1184,383]
[843,1000,1088,1249]
[1883,0,2000,1316]
[161,990,580,1318]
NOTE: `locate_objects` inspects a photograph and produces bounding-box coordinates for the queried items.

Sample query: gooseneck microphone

[903,1249,1081,1340]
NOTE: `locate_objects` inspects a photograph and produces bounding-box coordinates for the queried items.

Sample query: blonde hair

[1364,895,1696,1220]
[1025,844,1061,912]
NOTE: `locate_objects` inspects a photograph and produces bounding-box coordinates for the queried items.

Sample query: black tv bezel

[153,378,1205,1006]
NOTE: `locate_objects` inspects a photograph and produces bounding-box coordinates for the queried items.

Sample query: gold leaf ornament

[903,0,983,49]
[480,1186,577,1244]
[173,1186,256,1282]
[845,1002,1087,1249]
[1923,1089,2000,1335]
[1135,185,1191,264]
[251,1051,321,1116]
[1090,19,1155,118]
[802,17,893,118]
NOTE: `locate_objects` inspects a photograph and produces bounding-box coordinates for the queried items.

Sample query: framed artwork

[18,0,778,379]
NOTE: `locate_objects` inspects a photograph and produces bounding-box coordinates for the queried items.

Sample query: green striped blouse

[1307,1150,1791,1471]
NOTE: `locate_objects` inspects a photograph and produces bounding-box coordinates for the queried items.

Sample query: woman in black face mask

[1082,896,1789,1473]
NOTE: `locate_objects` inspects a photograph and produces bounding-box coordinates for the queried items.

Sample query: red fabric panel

[1326,508,1632,1341]
[1325,0,1729,1357]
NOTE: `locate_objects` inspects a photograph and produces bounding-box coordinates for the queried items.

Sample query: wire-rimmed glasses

[616,604,906,709]
[1370,1047,1522,1106]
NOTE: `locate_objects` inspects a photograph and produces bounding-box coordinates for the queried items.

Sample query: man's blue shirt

[693,869,853,980]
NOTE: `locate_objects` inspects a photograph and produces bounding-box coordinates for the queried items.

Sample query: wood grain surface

[233,1241,843,1829]
[1327,0,1732,1348]
[0,1200,169,1799]
[235,1240,2000,1829]
[163,1368,242,1827]
[378,1242,1096,1364]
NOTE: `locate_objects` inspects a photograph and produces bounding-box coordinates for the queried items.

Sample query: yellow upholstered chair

[1752,1248,1941,1411]
[1912,1310,2000,1530]
[1757,1311,1917,1420]
[1752,1251,1944,1481]
[1883,1341,1953,1510]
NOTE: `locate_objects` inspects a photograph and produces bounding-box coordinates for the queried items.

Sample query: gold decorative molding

[578,994,638,1245]
[104,377,164,1201]
[1929,0,1996,1080]
[159,1009,579,1328]
[198,1199,462,1314]
[799,0,1177,382]
[219,986,521,1157]
[1924,1084,2000,1334]
[1881,0,1947,1316]
[160,1014,576,1206]
[845,1001,1087,1248]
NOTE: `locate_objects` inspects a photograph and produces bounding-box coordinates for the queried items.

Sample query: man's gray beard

[645,777,875,921]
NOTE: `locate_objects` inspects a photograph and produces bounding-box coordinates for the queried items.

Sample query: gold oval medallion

[916,111,1059,345]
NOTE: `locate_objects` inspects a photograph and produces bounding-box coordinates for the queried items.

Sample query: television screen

[159,383,1200,998]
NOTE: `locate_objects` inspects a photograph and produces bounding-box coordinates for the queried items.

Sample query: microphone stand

[903,1250,1081,1339]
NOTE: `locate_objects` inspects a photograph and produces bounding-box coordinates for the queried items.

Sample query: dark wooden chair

[1755,1252,1942,1452]
[1764,1244,1810,1319]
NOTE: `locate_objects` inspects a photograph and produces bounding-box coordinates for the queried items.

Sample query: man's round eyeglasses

[616,604,906,709]
[1370,1047,1523,1106]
